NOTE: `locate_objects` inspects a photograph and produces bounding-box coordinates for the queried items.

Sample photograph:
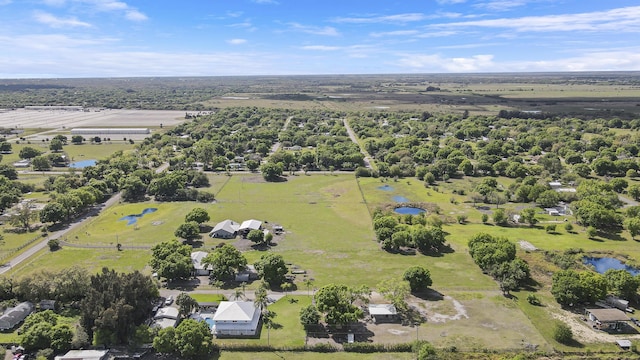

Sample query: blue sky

[1,0,640,78]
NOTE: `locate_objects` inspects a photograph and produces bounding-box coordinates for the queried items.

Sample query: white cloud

[0,34,114,50]
[288,23,340,36]
[227,38,247,45]
[333,13,427,24]
[33,11,92,28]
[301,45,341,51]
[433,6,640,33]
[397,53,495,72]
[370,30,420,38]
[436,0,466,4]
[125,9,147,21]
[474,0,528,11]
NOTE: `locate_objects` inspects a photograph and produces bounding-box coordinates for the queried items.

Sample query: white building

[152,306,179,329]
[239,219,262,235]
[191,251,212,276]
[54,350,109,360]
[212,301,261,336]
[210,219,239,239]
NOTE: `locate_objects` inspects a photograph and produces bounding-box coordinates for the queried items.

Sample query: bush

[47,239,60,251]
[545,224,557,233]
[344,342,414,353]
[526,294,541,306]
[552,322,573,344]
[481,213,489,223]
[564,223,574,232]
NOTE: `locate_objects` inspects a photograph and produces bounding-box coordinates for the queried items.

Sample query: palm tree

[303,279,314,296]
[232,288,244,301]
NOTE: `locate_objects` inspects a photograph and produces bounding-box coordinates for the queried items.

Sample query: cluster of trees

[551,268,640,307]
[19,311,75,355]
[372,212,446,254]
[313,284,369,326]
[468,233,530,295]
[150,240,193,281]
[153,319,216,359]
[80,268,158,345]
[0,174,33,213]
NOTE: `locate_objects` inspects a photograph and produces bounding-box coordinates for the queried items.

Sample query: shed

[39,300,56,310]
[586,308,631,331]
[239,219,263,235]
[617,339,632,350]
[368,304,398,323]
[210,220,239,239]
[0,301,34,330]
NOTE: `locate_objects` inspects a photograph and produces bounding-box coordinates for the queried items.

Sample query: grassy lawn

[6,247,152,278]
[217,352,415,360]
[191,293,227,302]
[217,295,310,348]
[1,142,136,165]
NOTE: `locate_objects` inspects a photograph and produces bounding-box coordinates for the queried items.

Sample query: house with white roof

[54,350,109,360]
[368,304,398,323]
[210,219,239,239]
[152,306,179,329]
[239,219,262,236]
[191,251,212,276]
[212,301,261,336]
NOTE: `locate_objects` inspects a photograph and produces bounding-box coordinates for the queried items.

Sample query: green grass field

[1,142,137,165]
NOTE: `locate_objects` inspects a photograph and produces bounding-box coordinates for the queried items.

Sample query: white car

[164,295,173,305]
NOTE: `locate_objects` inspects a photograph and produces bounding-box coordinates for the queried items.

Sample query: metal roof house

[152,306,180,329]
[239,219,263,235]
[586,308,631,331]
[210,220,239,239]
[212,301,261,337]
[0,301,34,330]
[191,251,212,276]
[54,350,109,360]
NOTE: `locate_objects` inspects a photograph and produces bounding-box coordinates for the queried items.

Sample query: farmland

[2,73,640,358]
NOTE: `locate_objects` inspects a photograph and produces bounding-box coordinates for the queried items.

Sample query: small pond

[119,208,158,225]
[394,207,425,215]
[583,257,640,276]
[377,184,394,191]
[393,195,410,203]
[69,159,97,168]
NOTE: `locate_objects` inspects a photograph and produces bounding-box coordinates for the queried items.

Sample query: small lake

[392,195,410,203]
[378,184,394,191]
[69,159,97,168]
[394,207,425,215]
[119,208,158,225]
[583,257,640,276]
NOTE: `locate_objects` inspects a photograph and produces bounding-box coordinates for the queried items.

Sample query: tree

[71,135,84,145]
[153,327,176,354]
[519,208,538,226]
[39,202,66,225]
[417,342,438,360]
[315,284,364,326]
[185,207,210,224]
[150,240,193,282]
[203,244,247,281]
[627,218,640,240]
[32,156,51,171]
[260,162,284,181]
[245,159,259,172]
[587,226,598,239]
[468,233,516,271]
[553,322,573,344]
[377,278,410,313]
[19,146,42,159]
[492,208,507,226]
[551,270,583,307]
[247,229,265,244]
[629,184,640,201]
[254,253,288,287]
[0,164,18,180]
[49,138,63,152]
[10,202,36,230]
[299,305,321,328]
[176,292,199,317]
[537,190,560,208]
[174,221,201,241]
[605,269,640,300]
[402,266,432,293]
[174,319,216,359]
[120,175,147,202]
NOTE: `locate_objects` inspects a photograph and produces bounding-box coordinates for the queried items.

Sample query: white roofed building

[239,219,262,235]
[368,304,398,323]
[152,306,180,329]
[191,251,212,276]
[210,220,239,239]
[54,350,109,360]
[212,301,261,336]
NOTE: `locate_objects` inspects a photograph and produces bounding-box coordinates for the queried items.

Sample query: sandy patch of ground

[519,240,538,251]
[550,308,640,344]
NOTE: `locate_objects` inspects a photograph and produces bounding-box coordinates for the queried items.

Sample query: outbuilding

[191,251,212,276]
[0,301,34,330]
[239,219,262,236]
[368,304,398,323]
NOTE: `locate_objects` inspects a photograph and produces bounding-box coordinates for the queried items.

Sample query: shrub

[545,224,557,233]
[564,223,574,232]
[481,213,489,223]
[47,239,60,251]
[553,322,573,344]
[526,294,541,306]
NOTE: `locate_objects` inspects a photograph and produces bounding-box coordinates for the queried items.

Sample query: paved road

[270,116,294,153]
[0,162,170,275]
[343,118,374,169]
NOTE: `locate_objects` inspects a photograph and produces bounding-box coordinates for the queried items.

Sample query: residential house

[212,301,261,336]
[586,308,631,331]
[210,220,239,239]
[0,301,34,330]
[191,251,212,276]
[152,306,180,329]
[54,350,109,360]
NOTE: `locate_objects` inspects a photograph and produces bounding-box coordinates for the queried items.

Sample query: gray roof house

[191,251,212,276]
[0,301,34,330]
[210,220,239,239]
[152,306,180,329]
[54,350,109,360]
